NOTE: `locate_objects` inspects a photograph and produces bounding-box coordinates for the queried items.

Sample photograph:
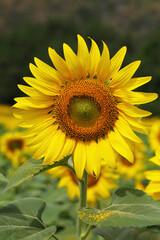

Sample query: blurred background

[0,0,159,114]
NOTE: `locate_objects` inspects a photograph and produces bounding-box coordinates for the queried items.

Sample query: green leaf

[56,226,76,239]
[78,187,160,227]
[5,155,71,191]
[21,226,56,240]
[94,227,122,240]
[94,227,160,240]
[0,173,8,183]
[0,197,56,240]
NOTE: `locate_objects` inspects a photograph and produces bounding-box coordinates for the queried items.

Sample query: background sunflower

[47,164,118,205]
[0,131,30,167]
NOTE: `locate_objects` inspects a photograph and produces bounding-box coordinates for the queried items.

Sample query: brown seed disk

[7,139,24,152]
[54,79,118,141]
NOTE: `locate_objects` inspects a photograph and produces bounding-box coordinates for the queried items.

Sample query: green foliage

[0,173,8,183]
[94,227,160,240]
[0,172,77,238]
[0,197,56,240]
[5,156,71,191]
[78,187,160,227]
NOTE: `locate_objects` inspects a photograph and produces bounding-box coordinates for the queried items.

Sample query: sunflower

[145,150,160,200]
[13,35,158,179]
[0,131,29,166]
[148,117,160,152]
[0,104,20,130]
[116,142,146,181]
[47,164,118,205]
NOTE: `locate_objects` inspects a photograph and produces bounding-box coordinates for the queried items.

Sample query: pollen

[54,79,118,141]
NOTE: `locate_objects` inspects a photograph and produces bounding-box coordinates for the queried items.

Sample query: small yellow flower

[116,142,146,181]
[0,131,29,166]
[13,35,158,179]
[0,104,20,130]
[47,164,118,205]
[145,150,160,200]
[148,117,160,152]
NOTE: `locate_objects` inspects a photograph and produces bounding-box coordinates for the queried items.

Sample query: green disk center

[68,96,101,127]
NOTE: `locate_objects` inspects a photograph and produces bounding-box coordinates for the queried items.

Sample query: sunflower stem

[80,225,92,240]
[77,170,88,240]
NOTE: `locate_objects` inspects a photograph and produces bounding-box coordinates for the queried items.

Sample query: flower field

[0,35,159,239]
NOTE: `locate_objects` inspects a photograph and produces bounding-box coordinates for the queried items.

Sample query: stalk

[77,171,88,239]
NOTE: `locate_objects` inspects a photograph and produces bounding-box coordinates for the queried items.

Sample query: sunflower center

[68,96,101,127]
[7,139,24,152]
[87,175,99,187]
[54,79,118,141]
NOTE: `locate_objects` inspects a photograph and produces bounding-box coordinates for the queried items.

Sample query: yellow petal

[19,114,53,128]
[58,176,71,188]
[110,61,141,87]
[13,108,23,120]
[18,85,50,99]
[77,34,90,78]
[119,112,149,134]
[27,125,54,145]
[145,170,160,181]
[108,46,127,79]
[73,141,86,180]
[29,64,60,90]
[63,43,82,79]
[48,47,72,81]
[98,138,117,168]
[43,130,66,164]
[145,182,160,194]
[115,116,142,143]
[89,38,100,78]
[97,41,110,81]
[122,76,152,90]
[114,89,158,104]
[108,128,134,163]
[149,151,160,166]
[156,150,160,160]
[31,127,57,159]
[117,102,152,117]
[34,57,60,82]
[57,137,76,161]
[85,141,101,177]
[24,117,54,136]
[14,97,53,109]
[31,144,47,160]
[13,107,50,121]
[23,77,59,96]
[29,63,59,86]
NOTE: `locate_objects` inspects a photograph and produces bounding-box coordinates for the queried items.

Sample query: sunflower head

[13,35,158,179]
[0,131,28,166]
[117,142,146,180]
